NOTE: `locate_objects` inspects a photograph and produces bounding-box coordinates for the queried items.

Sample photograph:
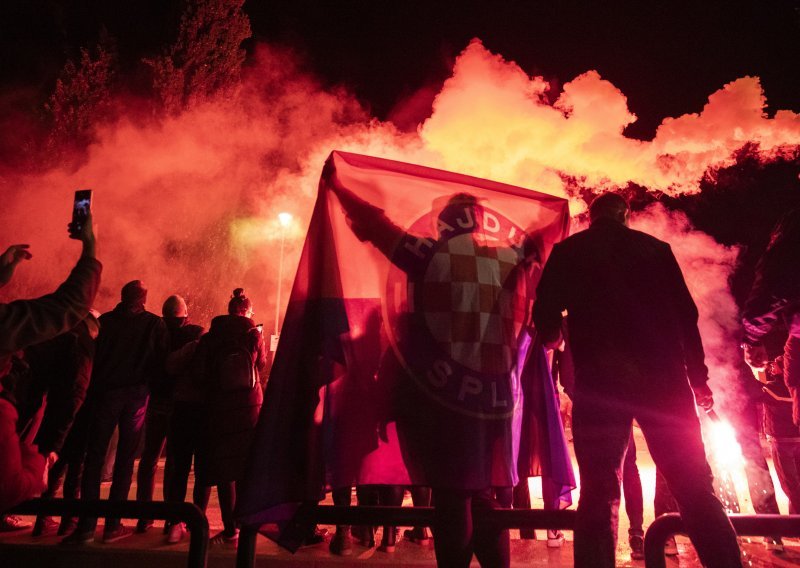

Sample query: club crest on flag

[383,200,531,419]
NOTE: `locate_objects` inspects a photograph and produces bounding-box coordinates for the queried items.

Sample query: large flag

[237,151,572,527]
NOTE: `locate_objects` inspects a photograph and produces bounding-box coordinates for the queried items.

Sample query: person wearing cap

[533,193,741,568]
[135,294,203,534]
[62,280,168,545]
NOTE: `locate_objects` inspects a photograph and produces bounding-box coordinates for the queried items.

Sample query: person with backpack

[197,288,266,545]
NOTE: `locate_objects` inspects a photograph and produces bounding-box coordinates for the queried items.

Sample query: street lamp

[274,212,292,336]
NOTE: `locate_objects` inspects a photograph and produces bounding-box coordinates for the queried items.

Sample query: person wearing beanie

[62,280,168,545]
[135,294,203,535]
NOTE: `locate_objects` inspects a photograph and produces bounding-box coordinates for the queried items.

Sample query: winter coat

[149,319,204,402]
[91,303,168,393]
[533,217,708,398]
[21,320,95,455]
[197,314,266,485]
[0,256,101,375]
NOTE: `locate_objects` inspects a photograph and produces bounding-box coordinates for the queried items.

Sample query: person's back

[533,193,740,568]
[542,218,702,393]
[92,305,164,392]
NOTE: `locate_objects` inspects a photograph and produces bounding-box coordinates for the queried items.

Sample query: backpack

[210,329,258,392]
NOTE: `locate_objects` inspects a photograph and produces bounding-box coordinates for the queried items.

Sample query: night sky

[1,0,798,139]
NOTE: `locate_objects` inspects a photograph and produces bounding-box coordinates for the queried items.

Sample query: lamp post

[274,212,292,337]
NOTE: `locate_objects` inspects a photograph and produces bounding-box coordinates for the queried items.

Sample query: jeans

[136,397,172,518]
[77,385,149,533]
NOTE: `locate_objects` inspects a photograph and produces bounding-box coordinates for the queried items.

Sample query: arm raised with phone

[0,203,101,366]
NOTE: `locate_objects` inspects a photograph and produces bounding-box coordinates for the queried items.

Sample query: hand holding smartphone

[68,190,93,239]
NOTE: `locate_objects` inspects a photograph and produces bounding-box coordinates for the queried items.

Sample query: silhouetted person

[743,208,800,426]
[0,212,101,520]
[135,294,202,533]
[533,193,741,568]
[333,186,543,568]
[22,312,99,536]
[63,280,168,545]
[196,288,266,545]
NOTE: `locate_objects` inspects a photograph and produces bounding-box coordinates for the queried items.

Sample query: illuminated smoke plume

[0,37,796,358]
[422,39,799,202]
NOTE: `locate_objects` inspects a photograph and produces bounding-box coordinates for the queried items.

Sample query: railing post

[643,513,683,568]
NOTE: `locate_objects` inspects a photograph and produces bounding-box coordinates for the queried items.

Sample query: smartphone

[256,323,264,334]
[69,190,93,239]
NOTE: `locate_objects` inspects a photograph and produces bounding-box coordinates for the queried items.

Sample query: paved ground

[1,426,799,567]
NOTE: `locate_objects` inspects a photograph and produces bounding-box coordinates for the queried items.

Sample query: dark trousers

[621,433,677,536]
[572,389,741,568]
[432,487,509,568]
[78,385,149,533]
[136,397,172,517]
[164,401,209,509]
[771,438,800,514]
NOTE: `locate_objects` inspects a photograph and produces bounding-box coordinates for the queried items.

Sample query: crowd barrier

[7,498,209,568]
[644,513,800,568]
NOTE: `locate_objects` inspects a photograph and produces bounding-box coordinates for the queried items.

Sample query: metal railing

[235,506,577,568]
[6,498,209,568]
[644,513,800,568]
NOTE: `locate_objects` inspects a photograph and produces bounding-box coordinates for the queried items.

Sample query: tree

[43,32,117,161]
[145,0,251,114]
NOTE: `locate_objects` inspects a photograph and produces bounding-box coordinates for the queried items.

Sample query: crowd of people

[0,213,267,546]
[1,195,799,568]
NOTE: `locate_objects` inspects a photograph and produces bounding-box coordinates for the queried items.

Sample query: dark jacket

[22,320,95,455]
[533,217,708,396]
[91,303,168,393]
[198,314,266,485]
[149,319,204,401]
[743,209,800,346]
[0,256,101,374]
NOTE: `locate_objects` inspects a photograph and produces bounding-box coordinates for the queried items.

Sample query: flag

[237,151,571,527]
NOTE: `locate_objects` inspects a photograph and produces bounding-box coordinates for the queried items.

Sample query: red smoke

[0,36,797,377]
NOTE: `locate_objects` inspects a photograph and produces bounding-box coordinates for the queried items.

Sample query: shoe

[664,536,678,556]
[135,520,153,534]
[519,528,536,540]
[547,529,565,548]
[210,529,239,546]
[58,518,78,536]
[60,529,94,545]
[378,526,397,552]
[0,515,32,532]
[329,527,353,556]
[629,534,644,560]
[166,522,186,544]
[404,527,431,544]
[103,525,134,543]
[764,536,784,552]
[32,516,59,537]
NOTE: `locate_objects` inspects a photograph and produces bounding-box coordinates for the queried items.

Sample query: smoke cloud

[0,31,796,405]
